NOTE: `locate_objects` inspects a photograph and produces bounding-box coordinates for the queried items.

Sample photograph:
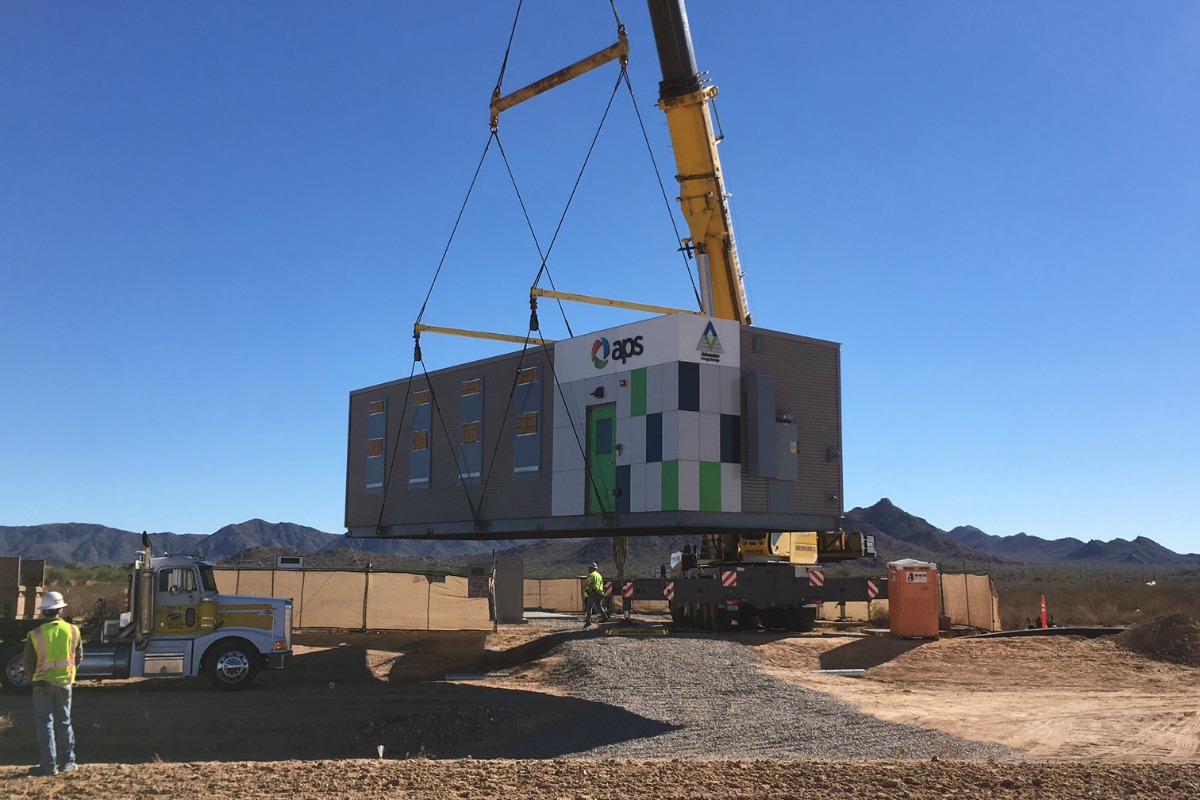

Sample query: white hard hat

[40,591,67,611]
[589,563,599,570]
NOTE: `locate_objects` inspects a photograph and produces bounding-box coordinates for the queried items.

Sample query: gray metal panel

[494,557,523,623]
[744,373,777,478]
[345,347,554,533]
[774,421,797,481]
[740,326,843,528]
[352,509,846,539]
[767,480,795,513]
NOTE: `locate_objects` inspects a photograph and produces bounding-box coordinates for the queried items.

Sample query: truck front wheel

[1,646,31,692]
[205,640,260,690]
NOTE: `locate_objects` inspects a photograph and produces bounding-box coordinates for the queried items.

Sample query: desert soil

[1,618,1198,798]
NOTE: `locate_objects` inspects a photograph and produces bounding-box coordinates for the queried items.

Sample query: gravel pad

[545,636,1019,760]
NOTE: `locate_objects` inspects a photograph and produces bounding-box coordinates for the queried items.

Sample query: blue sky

[2,2,1197,554]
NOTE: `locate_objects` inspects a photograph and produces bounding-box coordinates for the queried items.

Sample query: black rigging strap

[382,2,699,529]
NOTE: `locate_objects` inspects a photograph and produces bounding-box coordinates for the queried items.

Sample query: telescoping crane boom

[640,0,877,629]
[647,0,751,326]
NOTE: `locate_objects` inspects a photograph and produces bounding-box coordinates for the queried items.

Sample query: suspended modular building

[344,313,845,540]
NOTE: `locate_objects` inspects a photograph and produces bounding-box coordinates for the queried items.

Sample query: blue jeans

[32,682,75,774]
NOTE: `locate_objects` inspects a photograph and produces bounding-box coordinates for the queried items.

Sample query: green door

[586,403,617,513]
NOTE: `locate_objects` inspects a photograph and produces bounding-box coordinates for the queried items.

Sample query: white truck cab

[97,552,292,689]
[3,543,292,692]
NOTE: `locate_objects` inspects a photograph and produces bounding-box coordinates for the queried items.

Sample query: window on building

[365,397,387,494]
[460,421,480,444]
[409,392,432,489]
[513,366,541,477]
[457,377,483,484]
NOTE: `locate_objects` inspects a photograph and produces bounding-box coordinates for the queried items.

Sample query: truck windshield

[198,565,218,592]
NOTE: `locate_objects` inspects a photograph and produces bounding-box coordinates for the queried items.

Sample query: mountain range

[2,499,1196,573]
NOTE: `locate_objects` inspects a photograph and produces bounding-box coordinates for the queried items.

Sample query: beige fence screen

[939,572,1001,632]
[818,600,888,622]
[523,579,669,614]
[524,579,584,612]
[214,568,491,631]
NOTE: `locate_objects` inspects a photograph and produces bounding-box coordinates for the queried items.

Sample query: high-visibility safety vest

[586,570,603,595]
[28,619,81,685]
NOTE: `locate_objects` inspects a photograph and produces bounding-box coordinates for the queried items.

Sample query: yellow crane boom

[647,0,751,325]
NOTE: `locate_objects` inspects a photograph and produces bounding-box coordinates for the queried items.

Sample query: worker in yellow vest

[22,591,82,777]
[582,563,609,627]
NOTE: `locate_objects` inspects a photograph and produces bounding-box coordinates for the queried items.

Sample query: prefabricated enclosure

[345,314,844,539]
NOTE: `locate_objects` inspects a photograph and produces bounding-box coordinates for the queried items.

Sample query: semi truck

[1,535,292,692]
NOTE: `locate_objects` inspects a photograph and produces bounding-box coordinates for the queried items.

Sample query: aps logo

[591,335,644,369]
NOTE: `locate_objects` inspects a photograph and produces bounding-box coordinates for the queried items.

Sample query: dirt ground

[1,618,1198,798]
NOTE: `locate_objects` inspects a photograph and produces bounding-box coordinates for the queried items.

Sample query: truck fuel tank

[77,642,132,681]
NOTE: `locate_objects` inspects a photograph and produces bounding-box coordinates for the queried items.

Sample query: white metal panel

[645,362,663,414]
[699,363,721,413]
[721,462,742,512]
[677,460,701,511]
[621,415,646,466]
[661,409,680,461]
[645,460,663,512]
[629,462,647,512]
[698,411,721,462]
[677,411,701,461]
[551,468,586,516]
[719,365,740,415]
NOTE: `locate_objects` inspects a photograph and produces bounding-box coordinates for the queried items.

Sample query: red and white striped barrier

[721,569,738,588]
[866,579,879,600]
[622,582,634,599]
[603,582,613,598]
[808,568,825,587]
[663,581,675,601]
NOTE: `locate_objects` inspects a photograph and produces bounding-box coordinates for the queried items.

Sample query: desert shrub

[46,564,128,584]
[996,567,1200,629]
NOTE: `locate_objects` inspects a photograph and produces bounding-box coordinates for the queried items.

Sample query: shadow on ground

[816,637,929,670]
[0,630,677,764]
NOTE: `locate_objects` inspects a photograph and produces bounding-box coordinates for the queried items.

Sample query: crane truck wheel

[1,645,32,692]
[205,639,261,690]
[788,607,818,633]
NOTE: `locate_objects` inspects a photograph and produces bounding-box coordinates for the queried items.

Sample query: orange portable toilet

[888,559,940,639]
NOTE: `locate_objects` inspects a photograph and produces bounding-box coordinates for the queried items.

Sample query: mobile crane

[643,0,875,630]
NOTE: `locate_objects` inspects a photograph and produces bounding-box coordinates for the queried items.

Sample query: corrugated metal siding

[345,347,555,532]
[739,327,843,526]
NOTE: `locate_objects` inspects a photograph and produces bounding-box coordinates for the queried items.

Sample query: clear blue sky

[2,2,1197,554]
